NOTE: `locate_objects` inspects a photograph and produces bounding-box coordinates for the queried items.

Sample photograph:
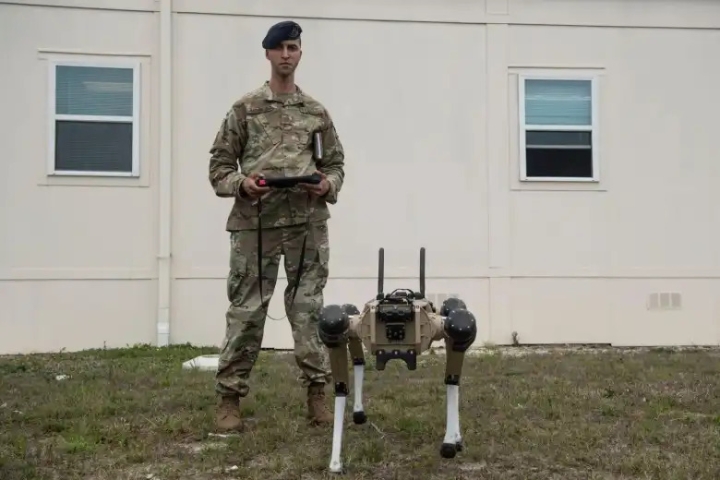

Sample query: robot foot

[440,442,460,459]
[352,411,367,425]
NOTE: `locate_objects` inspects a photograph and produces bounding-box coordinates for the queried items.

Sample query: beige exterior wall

[1,0,719,354]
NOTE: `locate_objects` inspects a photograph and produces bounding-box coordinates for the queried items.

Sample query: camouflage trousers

[215,220,332,397]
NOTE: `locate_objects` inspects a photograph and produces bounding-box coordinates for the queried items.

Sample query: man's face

[266,40,302,78]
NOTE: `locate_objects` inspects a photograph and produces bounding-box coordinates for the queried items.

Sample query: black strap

[257,197,266,309]
[291,234,308,307]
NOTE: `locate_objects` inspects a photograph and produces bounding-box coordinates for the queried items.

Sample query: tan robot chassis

[317,247,478,474]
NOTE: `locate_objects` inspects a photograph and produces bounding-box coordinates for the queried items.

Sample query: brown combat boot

[215,394,246,432]
[307,383,333,426]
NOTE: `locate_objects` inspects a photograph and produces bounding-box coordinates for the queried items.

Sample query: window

[48,60,140,176]
[518,75,598,182]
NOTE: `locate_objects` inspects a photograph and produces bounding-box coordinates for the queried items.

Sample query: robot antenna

[377,248,385,300]
[419,247,426,298]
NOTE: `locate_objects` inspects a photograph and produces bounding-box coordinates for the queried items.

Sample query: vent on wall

[647,292,682,311]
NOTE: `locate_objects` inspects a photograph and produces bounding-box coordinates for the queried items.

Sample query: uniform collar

[261,81,305,106]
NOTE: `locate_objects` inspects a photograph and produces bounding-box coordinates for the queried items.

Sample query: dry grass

[2,344,720,479]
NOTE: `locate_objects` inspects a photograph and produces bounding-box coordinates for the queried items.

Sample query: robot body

[317,247,478,473]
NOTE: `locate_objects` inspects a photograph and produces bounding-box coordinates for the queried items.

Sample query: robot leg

[343,304,368,425]
[317,303,361,474]
[439,298,477,459]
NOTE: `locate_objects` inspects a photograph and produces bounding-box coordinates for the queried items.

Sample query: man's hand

[241,172,271,199]
[302,171,330,198]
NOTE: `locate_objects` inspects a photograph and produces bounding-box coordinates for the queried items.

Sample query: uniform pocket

[312,222,330,279]
[245,105,283,154]
[227,232,249,303]
[294,105,326,151]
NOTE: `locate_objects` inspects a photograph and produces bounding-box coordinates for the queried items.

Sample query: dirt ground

[2,343,720,479]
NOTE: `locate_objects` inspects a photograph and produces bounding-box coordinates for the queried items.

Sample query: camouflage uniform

[208,81,345,430]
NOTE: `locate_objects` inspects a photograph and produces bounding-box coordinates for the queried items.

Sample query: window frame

[47,58,141,177]
[517,73,600,183]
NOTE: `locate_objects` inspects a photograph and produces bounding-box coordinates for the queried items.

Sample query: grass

[2,344,720,479]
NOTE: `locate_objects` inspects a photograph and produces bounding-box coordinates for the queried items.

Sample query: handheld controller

[255,172,323,189]
[317,247,478,474]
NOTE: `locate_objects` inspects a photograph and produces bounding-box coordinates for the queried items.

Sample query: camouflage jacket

[208,82,345,231]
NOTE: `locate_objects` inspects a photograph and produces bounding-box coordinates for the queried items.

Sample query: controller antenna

[376,248,384,300]
[419,247,426,299]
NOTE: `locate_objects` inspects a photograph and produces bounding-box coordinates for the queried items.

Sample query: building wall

[0,0,160,354]
[1,0,719,354]
[503,24,720,346]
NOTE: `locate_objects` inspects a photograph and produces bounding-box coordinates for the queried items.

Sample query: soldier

[207,20,346,432]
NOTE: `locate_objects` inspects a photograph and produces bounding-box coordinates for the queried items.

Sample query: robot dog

[317,247,478,473]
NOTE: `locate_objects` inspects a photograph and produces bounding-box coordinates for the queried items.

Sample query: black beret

[262,21,302,49]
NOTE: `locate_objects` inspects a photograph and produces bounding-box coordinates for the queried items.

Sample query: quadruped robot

[318,247,478,474]
[248,166,477,474]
